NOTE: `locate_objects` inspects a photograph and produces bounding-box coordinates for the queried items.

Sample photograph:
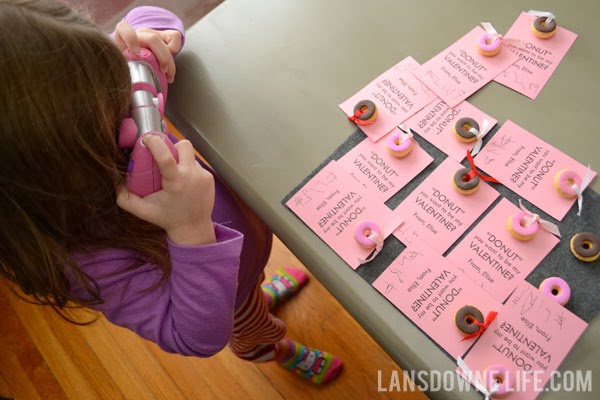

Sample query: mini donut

[553,169,581,198]
[452,168,480,195]
[354,221,382,249]
[532,16,557,39]
[539,277,571,305]
[386,131,414,158]
[570,232,600,262]
[454,117,480,143]
[352,100,378,125]
[477,33,502,56]
[484,364,512,396]
[454,305,484,335]
[507,211,539,241]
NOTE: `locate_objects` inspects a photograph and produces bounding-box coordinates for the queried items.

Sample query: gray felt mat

[283,127,600,322]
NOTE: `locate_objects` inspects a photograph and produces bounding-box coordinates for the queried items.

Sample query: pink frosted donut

[484,364,512,396]
[554,169,582,198]
[477,33,502,56]
[507,211,539,241]
[354,221,382,249]
[386,131,413,158]
[539,277,571,305]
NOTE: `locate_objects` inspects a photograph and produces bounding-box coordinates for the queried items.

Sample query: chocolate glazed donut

[533,16,557,34]
[453,168,480,191]
[570,232,600,262]
[455,306,484,334]
[454,117,479,142]
[353,100,377,121]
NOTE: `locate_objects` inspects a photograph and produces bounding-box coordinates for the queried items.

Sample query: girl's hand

[114,21,182,83]
[117,137,217,246]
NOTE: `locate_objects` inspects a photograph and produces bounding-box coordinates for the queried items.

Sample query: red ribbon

[464,150,501,184]
[347,109,374,125]
[461,311,498,341]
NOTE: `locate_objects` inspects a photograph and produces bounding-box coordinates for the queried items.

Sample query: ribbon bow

[460,311,498,342]
[465,150,501,184]
[468,119,490,156]
[480,22,525,49]
[348,108,374,125]
[457,357,501,400]
[397,123,414,143]
[357,231,384,265]
[528,10,556,23]
[518,199,561,237]
[571,165,593,216]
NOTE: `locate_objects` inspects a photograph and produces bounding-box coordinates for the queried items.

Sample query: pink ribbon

[518,199,561,237]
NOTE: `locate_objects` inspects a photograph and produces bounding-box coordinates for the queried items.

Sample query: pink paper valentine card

[495,12,577,99]
[336,127,434,202]
[475,120,596,220]
[393,157,500,254]
[458,282,587,399]
[405,98,498,162]
[339,57,436,142]
[286,161,404,269]
[373,241,501,359]
[413,26,520,108]
[446,198,559,303]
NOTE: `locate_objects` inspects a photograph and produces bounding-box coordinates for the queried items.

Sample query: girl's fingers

[114,21,140,54]
[143,135,179,181]
[173,140,196,165]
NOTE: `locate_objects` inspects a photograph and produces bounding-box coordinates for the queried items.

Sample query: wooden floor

[0,235,427,400]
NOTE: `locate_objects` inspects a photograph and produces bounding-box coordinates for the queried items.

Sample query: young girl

[0,0,342,385]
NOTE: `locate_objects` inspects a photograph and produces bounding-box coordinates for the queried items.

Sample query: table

[166,1,600,398]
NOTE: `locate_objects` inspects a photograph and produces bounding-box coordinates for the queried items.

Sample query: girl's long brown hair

[0,0,170,319]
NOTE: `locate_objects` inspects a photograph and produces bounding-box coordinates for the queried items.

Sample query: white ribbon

[357,231,384,265]
[397,124,414,144]
[457,357,500,400]
[468,119,490,156]
[571,165,593,216]
[519,199,561,238]
[528,10,556,23]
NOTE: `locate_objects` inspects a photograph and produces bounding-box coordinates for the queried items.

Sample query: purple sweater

[68,7,271,358]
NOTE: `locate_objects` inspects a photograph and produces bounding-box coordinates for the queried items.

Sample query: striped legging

[228,273,287,362]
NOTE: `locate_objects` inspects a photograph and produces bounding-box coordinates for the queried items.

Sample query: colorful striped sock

[261,267,308,308]
[276,338,343,384]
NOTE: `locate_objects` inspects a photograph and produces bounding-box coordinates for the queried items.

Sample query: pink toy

[507,211,539,241]
[119,48,177,197]
[539,277,571,305]
[553,169,582,198]
[484,364,512,396]
[477,33,502,56]
[354,221,382,249]
[386,130,413,158]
